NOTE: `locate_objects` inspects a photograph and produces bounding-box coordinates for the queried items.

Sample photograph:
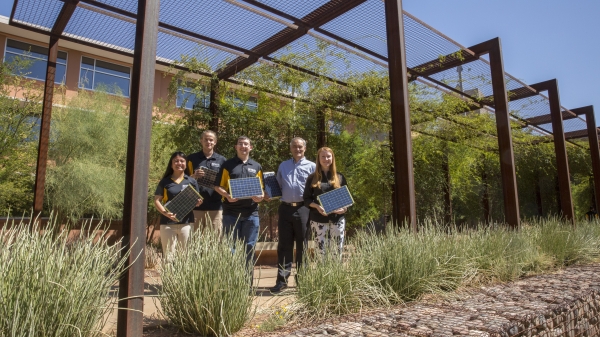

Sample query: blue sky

[404,0,600,119]
[1,0,598,120]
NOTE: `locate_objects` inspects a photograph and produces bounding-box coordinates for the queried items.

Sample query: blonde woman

[303,147,348,254]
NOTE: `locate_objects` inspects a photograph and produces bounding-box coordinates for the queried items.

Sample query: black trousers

[276,204,309,285]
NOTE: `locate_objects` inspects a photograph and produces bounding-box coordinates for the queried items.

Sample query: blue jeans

[223,213,260,265]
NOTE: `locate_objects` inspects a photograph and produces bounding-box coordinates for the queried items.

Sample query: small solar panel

[229,177,263,200]
[263,172,282,199]
[164,185,202,222]
[195,166,219,189]
[317,186,354,215]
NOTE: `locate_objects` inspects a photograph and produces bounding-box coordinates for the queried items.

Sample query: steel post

[209,77,220,134]
[317,110,327,148]
[384,0,416,230]
[442,148,452,225]
[32,36,58,217]
[116,0,159,336]
[585,107,600,213]
[531,80,574,223]
[32,0,79,218]
[572,106,600,214]
[469,38,520,228]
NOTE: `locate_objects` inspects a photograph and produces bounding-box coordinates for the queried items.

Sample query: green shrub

[159,228,253,336]
[354,218,600,303]
[295,244,397,318]
[462,224,548,283]
[533,218,600,267]
[0,216,129,336]
[355,222,470,302]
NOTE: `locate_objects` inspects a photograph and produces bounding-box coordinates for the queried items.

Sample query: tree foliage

[0,59,42,216]
[45,90,129,222]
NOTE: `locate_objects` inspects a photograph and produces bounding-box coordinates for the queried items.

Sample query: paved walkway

[102,265,295,335]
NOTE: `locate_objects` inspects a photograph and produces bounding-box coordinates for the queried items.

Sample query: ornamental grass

[0,216,129,337]
[158,227,254,336]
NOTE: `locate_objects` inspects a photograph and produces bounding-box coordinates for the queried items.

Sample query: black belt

[281,201,304,207]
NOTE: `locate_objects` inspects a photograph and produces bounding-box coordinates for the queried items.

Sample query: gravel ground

[143,264,600,337]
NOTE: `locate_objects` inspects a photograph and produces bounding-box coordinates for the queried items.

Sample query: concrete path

[102,265,296,335]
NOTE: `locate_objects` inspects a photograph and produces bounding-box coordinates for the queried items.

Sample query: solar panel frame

[317,185,354,215]
[229,177,264,200]
[263,172,282,199]
[164,185,203,222]
[195,166,219,189]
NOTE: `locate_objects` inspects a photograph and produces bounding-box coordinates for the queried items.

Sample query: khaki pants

[193,210,223,235]
[160,223,192,262]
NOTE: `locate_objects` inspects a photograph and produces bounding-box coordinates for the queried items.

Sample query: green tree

[0,58,42,215]
[45,89,129,222]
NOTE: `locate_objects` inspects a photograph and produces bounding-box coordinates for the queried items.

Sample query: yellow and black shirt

[216,156,264,217]
[187,151,227,211]
[154,175,199,225]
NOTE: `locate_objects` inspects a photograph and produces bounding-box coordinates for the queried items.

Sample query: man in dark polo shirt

[187,130,226,234]
[269,137,315,293]
[214,136,264,265]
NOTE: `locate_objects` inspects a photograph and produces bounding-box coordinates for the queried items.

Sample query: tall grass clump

[355,221,471,302]
[463,224,548,283]
[0,216,129,336]
[295,244,397,318]
[353,218,600,304]
[532,218,600,267]
[159,228,253,336]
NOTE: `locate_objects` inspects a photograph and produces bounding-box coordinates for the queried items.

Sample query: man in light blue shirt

[269,137,316,293]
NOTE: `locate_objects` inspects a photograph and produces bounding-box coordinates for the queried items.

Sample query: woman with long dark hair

[154,151,202,260]
[303,147,348,255]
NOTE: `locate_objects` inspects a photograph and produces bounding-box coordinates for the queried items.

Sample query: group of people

[153,130,350,293]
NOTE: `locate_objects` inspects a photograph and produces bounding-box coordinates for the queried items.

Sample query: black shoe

[269,283,288,294]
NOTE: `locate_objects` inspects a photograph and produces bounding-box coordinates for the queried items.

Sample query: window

[3,39,67,84]
[79,56,131,97]
[229,95,258,111]
[328,120,342,135]
[176,85,209,110]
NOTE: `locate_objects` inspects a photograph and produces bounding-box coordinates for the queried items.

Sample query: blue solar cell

[195,167,219,189]
[164,185,202,222]
[263,172,282,199]
[229,177,263,199]
[317,186,354,215]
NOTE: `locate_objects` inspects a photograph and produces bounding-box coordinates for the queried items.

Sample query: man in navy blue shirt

[214,136,264,267]
[269,137,315,293]
[187,130,226,234]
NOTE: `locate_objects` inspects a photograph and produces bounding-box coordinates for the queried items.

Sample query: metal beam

[564,128,595,140]
[384,0,416,230]
[529,80,574,223]
[525,110,578,126]
[74,0,349,87]
[216,0,367,80]
[571,106,600,213]
[9,0,19,24]
[411,49,480,78]
[116,0,159,336]
[32,0,79,217]
[209,77,221,134]
[469,38,520,228]
[317,110,327,148]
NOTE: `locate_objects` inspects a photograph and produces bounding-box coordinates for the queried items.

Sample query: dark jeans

[276,204,309,285]
[222,213,260,265]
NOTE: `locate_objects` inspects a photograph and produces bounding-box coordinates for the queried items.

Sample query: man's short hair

[290,137,307,147]
[201,130,217,140]
[237,136,252,145]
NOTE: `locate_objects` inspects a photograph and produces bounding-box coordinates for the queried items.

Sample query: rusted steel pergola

[8,0,600,335]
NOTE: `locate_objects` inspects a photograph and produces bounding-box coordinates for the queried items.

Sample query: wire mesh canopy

[9,0,596,144]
